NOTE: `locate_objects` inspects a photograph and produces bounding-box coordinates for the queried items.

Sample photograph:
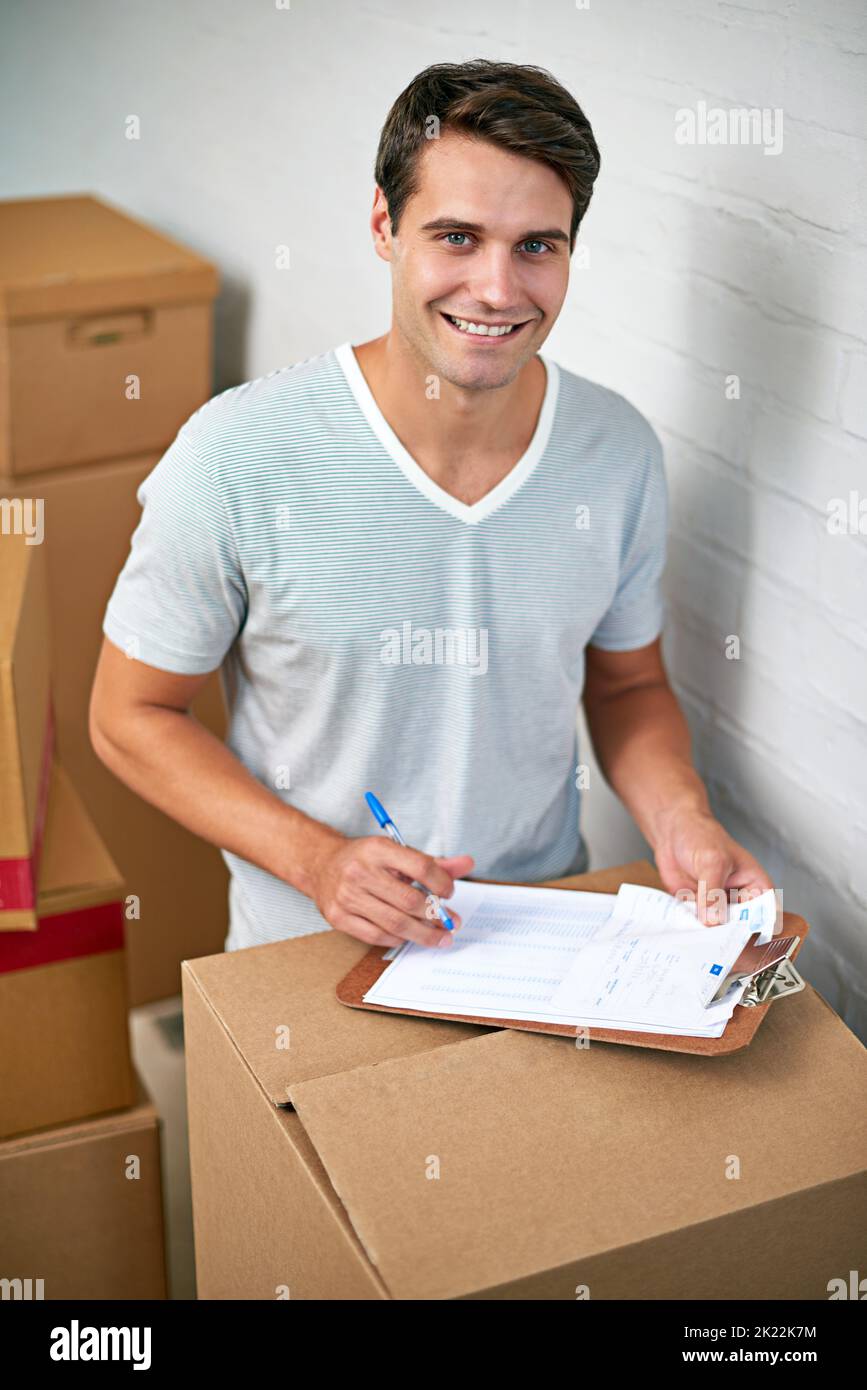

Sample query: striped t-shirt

[102,341,667,951]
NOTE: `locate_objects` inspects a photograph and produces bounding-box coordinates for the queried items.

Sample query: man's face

[376,130,573,391]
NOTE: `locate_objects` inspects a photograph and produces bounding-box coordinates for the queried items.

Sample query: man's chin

[425,334,531,389]
[454,365,521,391]
[438,350,530,391]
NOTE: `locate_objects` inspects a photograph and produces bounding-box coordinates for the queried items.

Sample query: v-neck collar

[334,340,560,525]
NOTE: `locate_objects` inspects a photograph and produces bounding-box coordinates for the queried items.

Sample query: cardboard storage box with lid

[0,1070,168,1300]
[183,860,867,1300]
[1,454,230,1002]
[0,193,218,478]
[0,758,135,1139]
[0,528,53,926]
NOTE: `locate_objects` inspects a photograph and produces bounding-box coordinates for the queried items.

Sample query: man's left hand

[652,806,774,925]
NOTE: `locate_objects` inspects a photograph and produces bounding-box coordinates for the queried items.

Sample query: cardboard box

[0,527,53,924]
[0,194,218,477]
[0,760,135,1138]
[183,861,867,1300]
[0,1072,168,1299]
[0,455,229,1001]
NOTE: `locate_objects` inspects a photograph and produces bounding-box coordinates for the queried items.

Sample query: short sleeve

[589,429,668,651]
[102,427,248,674]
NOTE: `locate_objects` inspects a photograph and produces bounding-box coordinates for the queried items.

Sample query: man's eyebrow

[419,216,570,244]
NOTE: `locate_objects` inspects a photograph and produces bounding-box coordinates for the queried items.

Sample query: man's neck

[352,331,547,507]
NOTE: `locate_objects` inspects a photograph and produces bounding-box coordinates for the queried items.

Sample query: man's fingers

[352,841,470,946]
[653,812,776,930]
[378,869,434,918]
[372,868,463,936]
[660,846,731,924]
[719,861,777,924]
[690,848,735,925]
[722,857,775,895]
[349,870,459,947]
[366,883,459,946]
[382,844,463,900]
[340,914,405,948]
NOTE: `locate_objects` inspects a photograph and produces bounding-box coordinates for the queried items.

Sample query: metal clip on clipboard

[740,952,806,1007]
[710,933,806,1008]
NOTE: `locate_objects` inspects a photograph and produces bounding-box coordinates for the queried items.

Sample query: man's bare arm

[581,637,710,844]
[89,636,341,898]
[581,637,772,921]
[88,637,470,946]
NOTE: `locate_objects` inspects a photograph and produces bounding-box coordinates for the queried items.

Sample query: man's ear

[370,186,394,262]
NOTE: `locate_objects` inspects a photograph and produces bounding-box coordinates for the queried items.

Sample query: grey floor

[129,997,196,1300]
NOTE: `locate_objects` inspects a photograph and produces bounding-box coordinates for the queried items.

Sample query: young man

[90,59,772,953]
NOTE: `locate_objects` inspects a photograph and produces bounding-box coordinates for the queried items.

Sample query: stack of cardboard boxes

[0,533,165,1296]
[0,194,226,1297]
[0,194,229,1006]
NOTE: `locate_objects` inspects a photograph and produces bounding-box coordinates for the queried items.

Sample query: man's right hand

[309,835,475,948]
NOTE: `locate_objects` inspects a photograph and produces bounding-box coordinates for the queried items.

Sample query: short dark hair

[374,59,601,252]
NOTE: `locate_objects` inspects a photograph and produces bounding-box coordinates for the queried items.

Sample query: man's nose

[466,245,526,312]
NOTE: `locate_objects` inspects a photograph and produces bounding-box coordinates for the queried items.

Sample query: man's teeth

[447,315,518,336]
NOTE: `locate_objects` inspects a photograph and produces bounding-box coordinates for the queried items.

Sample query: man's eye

[441,233,552,254]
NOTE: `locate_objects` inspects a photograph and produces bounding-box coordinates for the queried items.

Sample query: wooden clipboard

[336,860,810,1057]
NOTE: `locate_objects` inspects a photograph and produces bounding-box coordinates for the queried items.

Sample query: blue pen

[364,792,455,931]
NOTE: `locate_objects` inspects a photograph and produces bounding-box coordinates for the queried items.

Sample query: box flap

[289,986,867,1300]
[0,758,125,927]
[38,761,124,912]
[0,529,30,660]
[181,932,490,1107]
[0,194,219,320]
[0,529,51,864]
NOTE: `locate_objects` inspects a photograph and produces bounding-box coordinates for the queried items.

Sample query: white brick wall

[555,0,867,1038]
[2,0,864,1036]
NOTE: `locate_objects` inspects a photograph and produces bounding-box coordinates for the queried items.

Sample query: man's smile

[439,310,534,343]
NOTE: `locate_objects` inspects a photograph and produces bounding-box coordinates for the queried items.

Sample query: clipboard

[336,859,810,1057]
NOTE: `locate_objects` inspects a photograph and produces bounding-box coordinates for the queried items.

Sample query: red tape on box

[0,899,124,975]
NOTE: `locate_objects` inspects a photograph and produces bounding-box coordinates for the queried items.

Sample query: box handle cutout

[67,309,153,348]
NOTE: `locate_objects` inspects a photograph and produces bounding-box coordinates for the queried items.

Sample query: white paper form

[547,883,779,1034]
[364,879,618,1023]
[549,923,753,1031]
[363,880,778,1038]
[608,883,778,945]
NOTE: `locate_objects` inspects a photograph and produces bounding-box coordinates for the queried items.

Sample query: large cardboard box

[0,527,53,925]
[0,760,135,1138]
[0,194,218,478]
[183,861,867,1300]
[0,1073,168,1299]
[1,455,229,1001]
